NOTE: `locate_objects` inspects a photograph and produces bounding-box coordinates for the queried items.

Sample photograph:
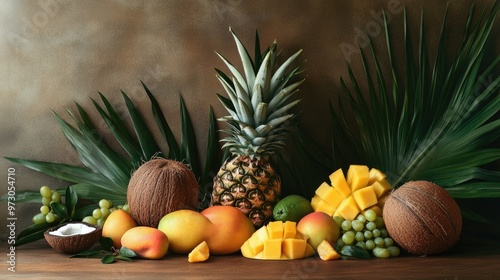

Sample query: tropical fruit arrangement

[3,1,500,266]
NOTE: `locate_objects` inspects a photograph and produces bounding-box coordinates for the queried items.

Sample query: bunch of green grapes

[334,209,400,259]
[82,199,129,227]
[32,186,63,224]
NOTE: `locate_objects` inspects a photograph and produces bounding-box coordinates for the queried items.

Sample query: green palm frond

[3,83,220,245]
[327,2,500,228]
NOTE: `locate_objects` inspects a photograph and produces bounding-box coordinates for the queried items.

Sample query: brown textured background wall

[1,0,499,238]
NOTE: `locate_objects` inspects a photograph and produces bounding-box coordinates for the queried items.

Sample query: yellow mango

[248,225,269,255]
[267,221,283,239]
[368,168,386,185]
[329,168,351,198]
[320,186,344,209]
[263,239,282,259]
[282,238,307,259]
[317,240,340,261]
[347,165,370,192]
[314,199,336,216]
[283,221,297,239]
[188,241,210,263]
[311,194,321,210]
[334,196,360,221]
[371,179,392,198]
[352,185,378,210]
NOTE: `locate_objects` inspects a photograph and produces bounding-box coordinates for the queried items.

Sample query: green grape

[365,239,375,250]
[100,207,110,219]
[40,205,50,215]
[374,217,385,228]
[342,231,356,245]
[364,209,377,222]
[33,213,47,224]
[374,237,385,247]
[355,231,365,242]
[42,197,51,206]
[387,246,401,257]
[356,214,367,223]
[341,220,352,231]
[122,204,130,213]
[51,191,61,203]
[96,218,105,227]
[364,230,373,240]
[92,209,102,219]
[351,220,364,232]
[45,212,56,223]
[40,186,52,198]
[82,216,97,225]
[333,216,344,228]
[372,228,381,238]
[107,200,114,208]
[336,239,345,248]
[365,221,377,231]
[373,247,390,258]
[380,228,389,238]
[109,207,117,213]
[384,237,394,247]
[99,199,110,209]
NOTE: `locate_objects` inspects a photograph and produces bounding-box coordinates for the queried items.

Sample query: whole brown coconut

[383,180,462,256]
[127,158,199,227]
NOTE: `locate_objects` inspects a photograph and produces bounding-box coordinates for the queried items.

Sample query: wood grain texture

[4,238,500,280]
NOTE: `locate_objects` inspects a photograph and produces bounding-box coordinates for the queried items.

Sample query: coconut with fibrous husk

[383,180,462,256]
[44,222,102,254]
[127,158,199,227]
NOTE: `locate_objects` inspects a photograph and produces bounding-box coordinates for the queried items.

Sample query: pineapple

[210,28,304,227]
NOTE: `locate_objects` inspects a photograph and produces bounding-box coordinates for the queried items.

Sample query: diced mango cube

[317,240,340,261]
[320,187,344,209]
[282,238,307,259]
[335,195,360,221]
[311,194,321,210]
[283,221,297,239]
[329,168,351,198]
[240,239,256,258]
[315,182,332,198]
[347,165,370,192]
[371,179,392,198]
[267,221,283,239]
[314,199,336,216]
[263,239,282,259]
[352,185,378,210]
[368,168,386,185]
[248,225,269,255]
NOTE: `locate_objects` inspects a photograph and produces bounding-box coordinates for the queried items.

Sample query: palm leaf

[2,83,220,245]
[329,2,500,228]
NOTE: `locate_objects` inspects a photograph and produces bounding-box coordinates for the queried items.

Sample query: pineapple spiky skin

[211,156,281,227]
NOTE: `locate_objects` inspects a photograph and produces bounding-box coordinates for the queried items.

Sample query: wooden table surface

[4,236,500,280]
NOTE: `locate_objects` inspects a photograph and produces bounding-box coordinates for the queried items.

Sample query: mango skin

[296,211,340,251]
[201,206,256,255]
[121,226,169,259]
[102,209,137,248]
[157,209,213,254]
[157,206,255,255]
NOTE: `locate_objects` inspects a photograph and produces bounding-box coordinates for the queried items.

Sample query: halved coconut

[44,222,102,254]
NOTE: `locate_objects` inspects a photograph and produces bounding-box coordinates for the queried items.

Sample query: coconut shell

[127,158,199,227]
[44,222,102,254]
[383,181,462,256]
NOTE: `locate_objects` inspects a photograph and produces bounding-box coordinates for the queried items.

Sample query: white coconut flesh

[49,223,96,237]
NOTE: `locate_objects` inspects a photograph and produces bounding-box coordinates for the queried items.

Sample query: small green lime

[273,195,314,222]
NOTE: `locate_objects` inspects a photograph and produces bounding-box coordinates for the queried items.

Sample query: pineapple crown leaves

[329,2,500,200]
[215,27,304,159]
